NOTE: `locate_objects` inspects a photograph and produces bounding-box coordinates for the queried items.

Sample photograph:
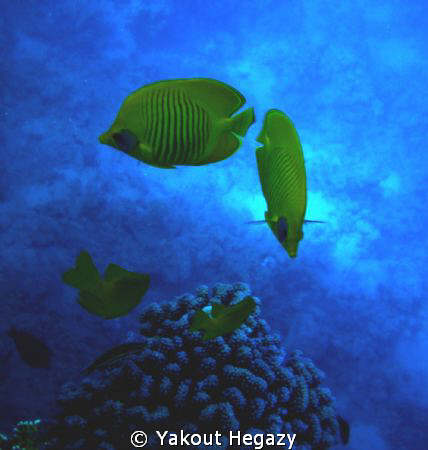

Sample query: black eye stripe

[277,217,288,242]
[113,132,126,147]
[112,130,138,153]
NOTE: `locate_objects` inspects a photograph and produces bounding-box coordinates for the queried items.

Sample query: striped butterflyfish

[99,78,255,168]
[251,109,324,258]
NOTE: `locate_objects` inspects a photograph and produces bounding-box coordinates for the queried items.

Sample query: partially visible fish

[337,415,350,445]
[62,251,150,319]
[83,342,147,374]
[8,326,51,369]
[189,296,256,340]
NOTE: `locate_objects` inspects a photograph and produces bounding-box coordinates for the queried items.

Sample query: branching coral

[39,283,341,449]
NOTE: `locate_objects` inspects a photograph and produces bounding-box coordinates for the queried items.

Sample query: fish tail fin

[197,107,254,165]
[231,107,255,137]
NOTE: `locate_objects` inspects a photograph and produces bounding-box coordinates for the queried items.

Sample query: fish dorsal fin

[166,78,246,117]
[211,303,227,318]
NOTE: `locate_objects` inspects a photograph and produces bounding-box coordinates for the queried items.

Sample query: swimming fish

[7,326,51,369]
[253,109,324,258]
[189,296,256,340]
[62,251,150,319]
[83,342,147,374]
[99,78,255,168]
[337,415,350,445]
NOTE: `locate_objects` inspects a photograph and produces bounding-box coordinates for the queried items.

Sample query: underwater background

[1,0,427,449]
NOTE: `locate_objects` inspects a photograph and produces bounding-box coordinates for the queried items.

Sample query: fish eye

[277,217,288,242]
[112,129,138,153]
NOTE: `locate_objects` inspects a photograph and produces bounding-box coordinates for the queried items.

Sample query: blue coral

[39,283,342,449]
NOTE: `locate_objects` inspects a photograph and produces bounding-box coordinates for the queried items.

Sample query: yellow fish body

[99,78,255,168]
[255,109,307,258]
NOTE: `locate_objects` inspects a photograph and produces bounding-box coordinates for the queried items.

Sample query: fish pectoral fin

[138,143,151,157]
[245,220,267,225]
[149,162,176,169]
[138,144,176,169]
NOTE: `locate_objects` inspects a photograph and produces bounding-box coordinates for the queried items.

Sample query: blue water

[1,1,427,448]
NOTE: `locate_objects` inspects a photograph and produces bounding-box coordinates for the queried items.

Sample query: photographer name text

[156,430,296,448]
